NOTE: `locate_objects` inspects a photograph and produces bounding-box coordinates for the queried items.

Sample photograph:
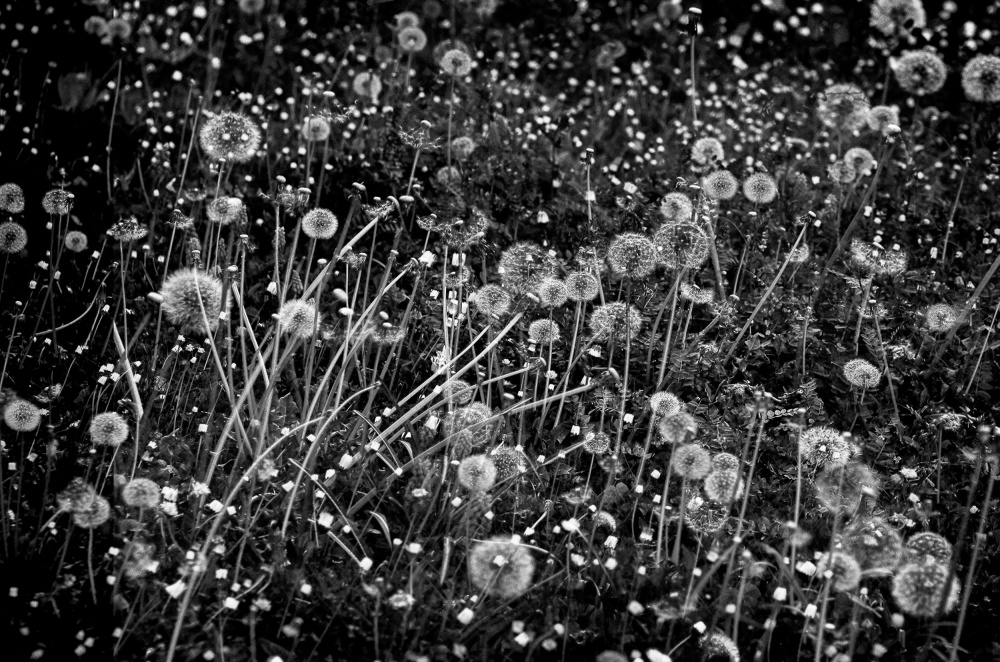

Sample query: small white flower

[647,649,672,662]
[165,580,186,598]
[797,560,817,576]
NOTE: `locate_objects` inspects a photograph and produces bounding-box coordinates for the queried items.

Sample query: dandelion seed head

[903,532,953,565]
[702,630,740,662]
[712,452,741,473]
[657,411,697,446]
[838,517,904,573]
[691,137,724,166]
[742,173,778,204]
[962,55,1000,103]
[817,551,863,592]
[42,189,73,215]
[166,210,195,231]
[844,148,876,177]
[206,197,242,224]
[607,232,658,279]
[593,510,617,532]
[536,277,569,308]
[122,478,162,509]
[442,379,475,405]
[432,37,471,65]
[64,230,89,252]
[0,183,25,213]
[684,497,730,534]
[528,319,560,344]
[785,522,814,548]
[589,302,643,345]
[871,0,926,36]
[238,0,266,14]
[565,271,600,302]
[301,115,332,142]
[199,111,261,163]
[679,281,714,305]
[925,304,959,332]
[815,462,880,514]
[849,239,881,272]
[0,221,28,253]
[876,250,908,276]
[893,50,947,96]
[398,25,428,53]
[442,403,495,454]
[85,15,108,35]
[798,426,859,466]
[491,446,521,481]
[868,105,900,133]
[892,558,960,617]
[467,536,535,599]
[3,398,40,431]
[73,495,111,529]
[583,431,611,454]
[104,17,132,41]
[472,284,513,317]
[672,443,713,480]
[278,299,321,339]
[788,243,811,263]
[110,217,148,242]
[451,136,476,160]
[440,49,473,77]
[57,478,98,513]
[828,160,857,184]
[817,83,870,132]
[701,170,739,200]
[659,192,694,225]
[649,391,684,421]
[90,412,129,447]
[653,221,710,270]
[704,469,743,503]
[302,208,339,240]
[352,71,383,100]
[843,358,881,389]
[395,11,421,29]
[457,454,497,492]
[160,268,225,335]
[436,165,461,187]
[657,0,684,23]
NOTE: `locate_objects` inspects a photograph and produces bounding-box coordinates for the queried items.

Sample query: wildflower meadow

[2,0,1000,660]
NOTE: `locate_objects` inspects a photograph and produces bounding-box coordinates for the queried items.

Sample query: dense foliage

[1,1,999,661]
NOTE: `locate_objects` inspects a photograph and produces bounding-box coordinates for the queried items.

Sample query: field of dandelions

[1,0,1000,660]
